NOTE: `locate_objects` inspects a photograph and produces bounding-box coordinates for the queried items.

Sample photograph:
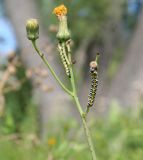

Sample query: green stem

[74,95,97,160]
[81,115,97,160]
[32,39,97,159]
[32,40,73,96]
[85,106,90,115]
[65,42,97,159]
[69,64,97,160]
[73,85,97,160]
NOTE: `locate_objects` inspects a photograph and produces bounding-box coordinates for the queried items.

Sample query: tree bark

[106,11,143,108]
[5,0,73,136]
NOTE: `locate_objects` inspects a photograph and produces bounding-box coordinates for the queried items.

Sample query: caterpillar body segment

[87,61,98,108]
[65,40,72,63]
[57,43,71,78]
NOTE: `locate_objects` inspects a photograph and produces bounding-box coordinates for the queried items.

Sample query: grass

[0,101,143,160]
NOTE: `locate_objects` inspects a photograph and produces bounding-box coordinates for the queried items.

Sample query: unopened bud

[26,19,39,41]
[56,16,71,41]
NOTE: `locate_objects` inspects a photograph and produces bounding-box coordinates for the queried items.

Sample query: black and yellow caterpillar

[87,61,98,107]
[58,43,71,78]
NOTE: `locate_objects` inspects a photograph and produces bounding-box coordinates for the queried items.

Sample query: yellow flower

[53,4,67,16]
[48,137,56,146]
[53,5,70,41]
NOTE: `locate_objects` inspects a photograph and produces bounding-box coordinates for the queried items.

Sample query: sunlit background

[0,0,143,160]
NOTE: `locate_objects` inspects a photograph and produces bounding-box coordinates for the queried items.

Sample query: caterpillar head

[90,61,97,73]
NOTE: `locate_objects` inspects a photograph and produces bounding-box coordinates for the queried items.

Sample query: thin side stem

[32,40,73,96]
[32,39,97,159]
[85,106,90,115]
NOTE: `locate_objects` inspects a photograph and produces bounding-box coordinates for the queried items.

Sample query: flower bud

[53,4,67,16]
[53,5,71,41]
[26,19,39,41]
[56,16,71,41]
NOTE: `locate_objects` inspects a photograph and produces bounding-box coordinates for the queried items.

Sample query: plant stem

[81,114,97,160]
[70,65,97,160]
[32,40,73,96]
[65,41,97,159]
[73,90,97,160]
[32,39,97,159]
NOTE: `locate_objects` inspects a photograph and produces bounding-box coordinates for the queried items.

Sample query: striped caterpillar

[58,43,71,78]
[87,61,98,108]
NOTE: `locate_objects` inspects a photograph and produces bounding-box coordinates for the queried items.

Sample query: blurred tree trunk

[106,10,143,108]
[75,11,143,113]
[5,0,74,137]
[75,26,122,115]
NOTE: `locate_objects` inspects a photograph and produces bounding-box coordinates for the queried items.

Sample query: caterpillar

[87,61,98,108]
[58,43,71,78]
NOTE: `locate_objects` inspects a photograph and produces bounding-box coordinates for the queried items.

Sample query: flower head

[26,19,39,41]
[48,137,56,146]
[53,5,70,41]
[53,4,67,16]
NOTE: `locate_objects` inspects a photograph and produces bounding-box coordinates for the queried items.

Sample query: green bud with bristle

[26,19,39,41]
[57,16,71,41]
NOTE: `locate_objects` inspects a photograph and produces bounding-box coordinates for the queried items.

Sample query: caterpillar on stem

[87,53,100,109]
[57,42,71,78]
[87,60,98,108]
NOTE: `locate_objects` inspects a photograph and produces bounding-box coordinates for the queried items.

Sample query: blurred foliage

[38,0,123,45]
[0,101,143,160]
[0,65,32,134]
[37,0,143,82]
[122,0,142,31]
[107,47,124,81]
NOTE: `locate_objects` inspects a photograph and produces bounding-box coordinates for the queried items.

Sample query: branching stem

[32,39,97,160]
[70,64,97,160]
[65,42,97,160]
[32,40,73,96]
